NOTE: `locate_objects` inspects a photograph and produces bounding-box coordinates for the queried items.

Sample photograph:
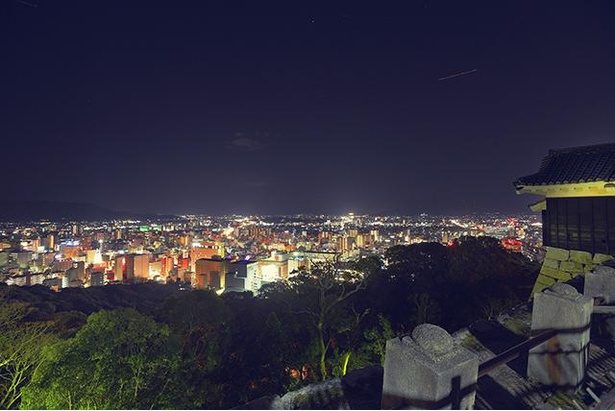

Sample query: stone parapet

[585,265,615,304]
[528,283,592,388]
[382,324,478,410]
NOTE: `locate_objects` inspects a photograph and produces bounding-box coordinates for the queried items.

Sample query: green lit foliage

[351,314,395,368]
[21,308,177,410]
[0,301,57,410]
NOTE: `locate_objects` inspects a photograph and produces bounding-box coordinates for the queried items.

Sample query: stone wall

[532,246,614,296]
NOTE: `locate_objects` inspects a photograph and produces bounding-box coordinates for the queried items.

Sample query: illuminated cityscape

[0,212,543,291]
[2,1,615,409]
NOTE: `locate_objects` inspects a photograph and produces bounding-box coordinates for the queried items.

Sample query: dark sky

[2,1,614,215]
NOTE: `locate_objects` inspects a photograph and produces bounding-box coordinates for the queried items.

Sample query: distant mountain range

[0,201,177,222]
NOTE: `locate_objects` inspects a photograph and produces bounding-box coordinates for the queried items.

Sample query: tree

[21,308,177,410]
[368,243,449,331]
[157,289,229,368]
[411,292,441,326]
[264,262,366,381]
[215,295,301,406]
[156,290,232,408]
[0,302,56,410]
[356,314,395,366]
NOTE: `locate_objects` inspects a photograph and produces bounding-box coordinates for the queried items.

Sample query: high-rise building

[226,260,260,294]
[42,234,55,251]
[194,258,228,290]
[69,261,85,281]
[337,236,355,253]
[190,241,225,271]
[114,256,125,282]
[318,231,331,243]
[24,238,40,252]
[178,256,190,270]
[356,234,366,248]
[61,242,80,259]
[258,252,289,283]
[179,235,192,247]
[62,266,82,288]
[125,254,149,283]
[52,258,73,273]
[370,230,380,242]
[90,271,105,287]
[0,252,9,267]
[15,251,32,268]
[86,249,103,265]
[160,256,174,277]
[149,260,162,279]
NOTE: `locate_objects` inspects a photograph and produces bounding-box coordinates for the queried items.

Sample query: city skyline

[2,1,614,215]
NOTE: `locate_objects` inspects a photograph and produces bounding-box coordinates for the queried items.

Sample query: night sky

[2,1,615,215]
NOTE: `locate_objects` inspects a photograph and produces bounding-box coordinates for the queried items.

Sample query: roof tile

[515,143,615,186]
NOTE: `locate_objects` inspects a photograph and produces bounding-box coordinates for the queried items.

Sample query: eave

[528,199,546,212]
[515,181,615,198]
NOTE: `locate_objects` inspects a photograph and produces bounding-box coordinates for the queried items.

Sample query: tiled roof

[515,143,615,186]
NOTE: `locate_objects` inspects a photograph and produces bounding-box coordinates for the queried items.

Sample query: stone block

[539,266,571,281]
[570,250,593,264]
[532,275,558,296]
[545,247,570,262]
[272,378,346,409]
[559,261,584,274]
[528,283,592,388]
[583,264,597,273]
[531,283,546,298]
[537,275,557,287]
[542,259,560,269]
[585,269,615,304]
[593,253,614,264]
[593,265,615,276]
[382,324,479,410]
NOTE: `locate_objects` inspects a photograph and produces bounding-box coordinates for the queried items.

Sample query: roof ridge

[548,142,615,156]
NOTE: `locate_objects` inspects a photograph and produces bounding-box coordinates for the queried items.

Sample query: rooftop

[515,143,615,187]
[229,260,258,265]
